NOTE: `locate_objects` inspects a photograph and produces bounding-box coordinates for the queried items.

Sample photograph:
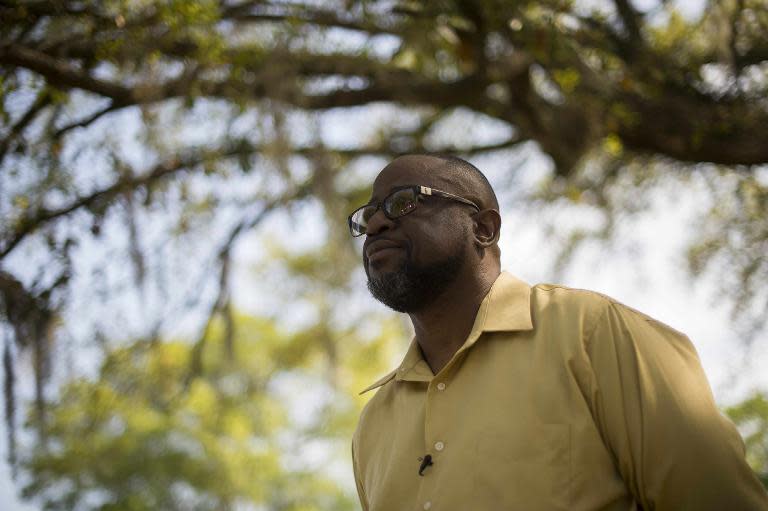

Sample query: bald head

[377,154,499,211]
[423,154,499,211]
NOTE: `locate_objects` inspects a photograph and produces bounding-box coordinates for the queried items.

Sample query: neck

[408,267,499,375]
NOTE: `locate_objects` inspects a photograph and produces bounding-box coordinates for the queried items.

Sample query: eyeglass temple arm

[420,186,480,210]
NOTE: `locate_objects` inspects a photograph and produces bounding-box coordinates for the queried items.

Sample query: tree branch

[184,180,314,384]
[0,88,52,162]
[299,75,493,110]
[613,0,643,44]
[221,2,399,36]
[3,135,502,262]
[0,0,96,19]
[0,44,134,103]
[0,141,254,258]
[0,270,54,444]
[3,333,16,476]
[615,92,768,165]
[53,102,120,139]
[728,0,745,73]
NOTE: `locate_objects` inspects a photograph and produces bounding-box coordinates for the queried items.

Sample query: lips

[364,238,405,260]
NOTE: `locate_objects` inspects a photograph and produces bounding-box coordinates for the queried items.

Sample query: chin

[364,257,406,280]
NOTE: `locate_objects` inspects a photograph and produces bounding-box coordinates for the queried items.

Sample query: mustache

[363,237,411,265]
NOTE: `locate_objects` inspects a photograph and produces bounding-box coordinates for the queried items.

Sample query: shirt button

[434,441,444,451]
[423,502,432,510]
[436,382,446,391]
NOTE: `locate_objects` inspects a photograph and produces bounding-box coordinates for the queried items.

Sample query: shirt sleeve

[583,301,768,510]
[352,439,370,511]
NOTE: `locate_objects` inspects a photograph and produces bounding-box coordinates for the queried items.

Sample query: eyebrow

[368,184,409,204]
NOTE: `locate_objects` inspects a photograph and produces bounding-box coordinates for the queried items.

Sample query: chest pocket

[474,422,571,510]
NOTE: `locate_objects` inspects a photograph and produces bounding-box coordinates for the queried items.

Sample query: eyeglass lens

[350,188,419,236]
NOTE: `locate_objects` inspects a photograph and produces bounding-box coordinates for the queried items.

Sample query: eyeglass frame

[347,185,481,237]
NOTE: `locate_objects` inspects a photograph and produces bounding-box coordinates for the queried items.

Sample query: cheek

[409,217,469,261]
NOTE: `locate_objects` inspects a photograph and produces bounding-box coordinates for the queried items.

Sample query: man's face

[362,156,474,312]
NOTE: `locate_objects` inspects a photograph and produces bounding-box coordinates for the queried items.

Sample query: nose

[364,207,395,236]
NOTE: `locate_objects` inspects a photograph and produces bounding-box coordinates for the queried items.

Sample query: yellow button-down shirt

[352,272,768,511]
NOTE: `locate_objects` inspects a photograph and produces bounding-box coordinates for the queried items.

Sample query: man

[349,154,768,511]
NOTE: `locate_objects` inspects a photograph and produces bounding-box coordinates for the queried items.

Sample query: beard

[366,245,466,313]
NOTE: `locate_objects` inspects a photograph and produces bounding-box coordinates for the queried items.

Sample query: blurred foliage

[1,0,767,507]
[21,309,405,510]
[687,172,768,339]
[726,392,768,490]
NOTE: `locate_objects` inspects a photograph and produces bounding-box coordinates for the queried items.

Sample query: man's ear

[473,209,501,248]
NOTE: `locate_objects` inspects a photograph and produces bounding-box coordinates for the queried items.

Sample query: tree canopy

[1,0,767,507]
[20,310,404,510]
[727,393,768,489]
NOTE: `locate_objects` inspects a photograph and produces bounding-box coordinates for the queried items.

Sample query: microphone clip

[418,454,433,476]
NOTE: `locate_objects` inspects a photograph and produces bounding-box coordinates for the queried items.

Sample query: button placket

[421,359,457,509]
[419,394,438,511]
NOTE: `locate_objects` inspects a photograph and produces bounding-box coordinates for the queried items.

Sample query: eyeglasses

[347,185,480,237]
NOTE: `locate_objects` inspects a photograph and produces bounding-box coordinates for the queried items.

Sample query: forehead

[371,156,457,199]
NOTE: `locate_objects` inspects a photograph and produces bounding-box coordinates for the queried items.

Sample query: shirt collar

[360,272,533,394]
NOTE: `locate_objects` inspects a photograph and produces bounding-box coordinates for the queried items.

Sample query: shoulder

[528,283,686,344]
[529,283,612,325]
